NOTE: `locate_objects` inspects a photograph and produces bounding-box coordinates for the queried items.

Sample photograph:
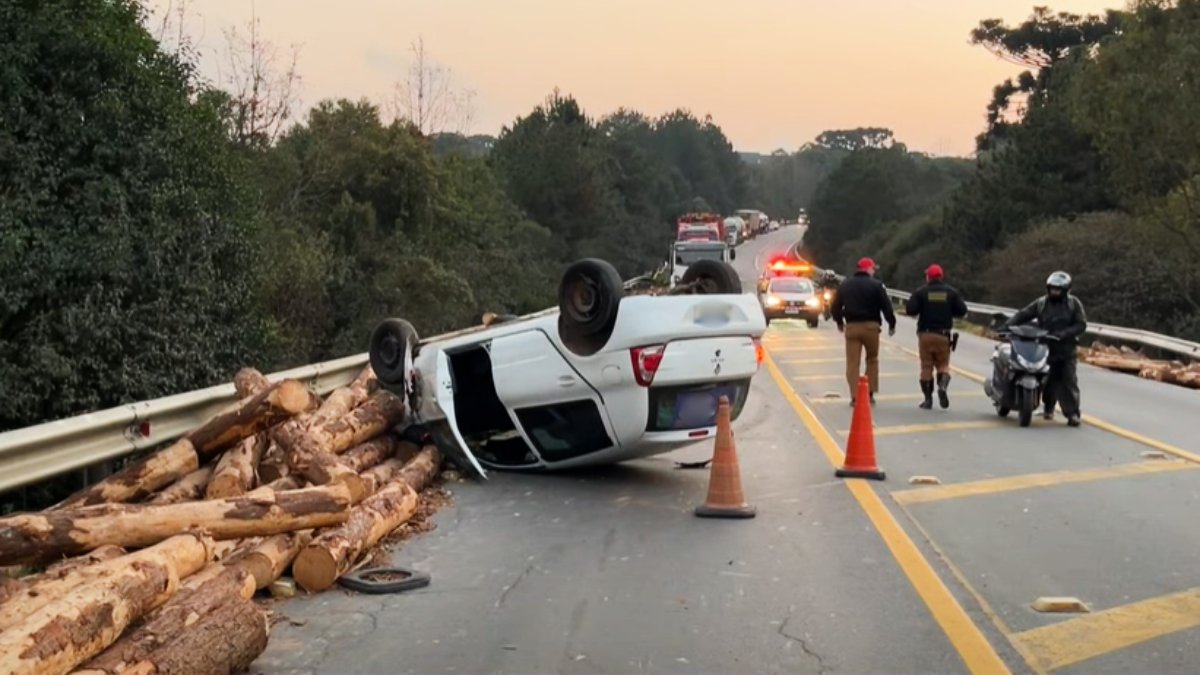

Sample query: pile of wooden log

[1080,343,1200,389]
[0,365,444,675]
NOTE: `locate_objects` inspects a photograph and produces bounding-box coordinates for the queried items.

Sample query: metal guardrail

[884,289,1200,361]
[0,353,369,494]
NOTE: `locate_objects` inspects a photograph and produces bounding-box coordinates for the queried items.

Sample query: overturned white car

[368,258,767,478]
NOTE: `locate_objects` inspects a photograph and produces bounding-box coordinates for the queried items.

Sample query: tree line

[0,0,751,432]
[794,2,1200,342]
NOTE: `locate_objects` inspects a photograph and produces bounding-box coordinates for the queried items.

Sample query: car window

[514,400,613,462]
[769,278,813,293]
[675,248,727,265]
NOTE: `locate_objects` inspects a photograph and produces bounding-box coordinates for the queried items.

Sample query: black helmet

[1046,271,1072,293]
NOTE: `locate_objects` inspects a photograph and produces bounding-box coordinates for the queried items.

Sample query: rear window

[769,278,813,293]
[514,400,613,462]
[646,380,751,432]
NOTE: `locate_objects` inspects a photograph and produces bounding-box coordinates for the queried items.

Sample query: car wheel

[369,318,419,392]
[807,318,819,329]
[558,258,623,356]
[681,260,742,294]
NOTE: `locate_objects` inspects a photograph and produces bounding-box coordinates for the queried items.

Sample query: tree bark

[359,457,409,497]
[0,485,351,566]
[186,379,316,459]
[54,441,200,510]
[0,545,125,606]
[232,368,270,399]
[0,536,211,633]
[292,446,440,592]
[256,441,289,483]
[261,475,302,491]
[101,598,269,675]
[205,434,265,499]
[144,466,213,506]
[229,530,312,590]
[343,436,413,473]
[0,534,211,675]
[281,440,367,503]
[300,389,407,457]
[80,564,255,674]
[307,365,376,428]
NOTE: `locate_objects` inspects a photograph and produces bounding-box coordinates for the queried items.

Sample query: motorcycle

[821,289,833,321]
[983,324,1059,427]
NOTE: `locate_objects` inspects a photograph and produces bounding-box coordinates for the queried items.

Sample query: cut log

[1085,355,1148,373]
[342,436,410,473]
[360,457,409,496]
[262,475,302,491]
[302,389,407,456]
[292,446,440,592]
[0,534,211,675]
[256,442,289,483]
[307,365,376,428]
[144,466,213,506]
[0,545,125,606]
[284,443,367,503]
[80,564,255,674]
[0,485,352,565]
[233,368,270,399]
[54,441,200,510]
[186,379,316,459]
[205,434,265,499]
[0,536,210,633]
[105,598,269,675]
[229,530,313,590]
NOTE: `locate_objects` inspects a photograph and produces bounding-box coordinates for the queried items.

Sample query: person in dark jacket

[831,257,897,405]
[904,264,968,410]
[1004,271,1087,427]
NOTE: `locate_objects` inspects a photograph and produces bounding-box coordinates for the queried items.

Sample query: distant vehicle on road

[757,257,814,295]
[676,213,725,242]
[671,240,735,288]
[760,276,820,327]
[369,258,765,477]
[768,220,780,231]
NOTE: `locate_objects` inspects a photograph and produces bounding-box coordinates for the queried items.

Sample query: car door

[431,348,488,479]
[488,330,618,465]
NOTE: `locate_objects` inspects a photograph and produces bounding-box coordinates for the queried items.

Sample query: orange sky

[151,0,1121,157]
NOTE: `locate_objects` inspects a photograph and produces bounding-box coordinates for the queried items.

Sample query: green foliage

[748,144,847,220]
[814,128,895,153]
[0,0,265,431]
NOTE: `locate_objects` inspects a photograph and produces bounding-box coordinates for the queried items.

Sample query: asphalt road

[255,229,1200,674]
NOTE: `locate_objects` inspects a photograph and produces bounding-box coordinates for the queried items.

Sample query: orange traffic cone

[836,376,886,480]
[695,396,756,519]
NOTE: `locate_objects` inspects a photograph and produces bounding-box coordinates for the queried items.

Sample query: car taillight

[753,338,765,367]
[630,344,666,387]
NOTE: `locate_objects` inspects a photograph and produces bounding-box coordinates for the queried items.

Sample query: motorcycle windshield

[1012,339,1049,365]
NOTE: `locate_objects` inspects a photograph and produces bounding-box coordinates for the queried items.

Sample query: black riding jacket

[1006,294,1088,361]
[905,281,968,333]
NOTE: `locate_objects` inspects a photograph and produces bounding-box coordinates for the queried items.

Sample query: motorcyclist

[817,270,840,317]
[1003,271,1087,427]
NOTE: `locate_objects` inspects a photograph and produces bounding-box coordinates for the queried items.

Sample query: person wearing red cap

[904,264,968,409]
[830,257,896,405]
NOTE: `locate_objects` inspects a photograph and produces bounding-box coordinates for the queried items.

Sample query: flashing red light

[630,344,666,387]
[753,338,765,367]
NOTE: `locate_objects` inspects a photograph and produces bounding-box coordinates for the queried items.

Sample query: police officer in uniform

[1004,271,1087,427]
[904,264,968,409]
[830,258,896,406]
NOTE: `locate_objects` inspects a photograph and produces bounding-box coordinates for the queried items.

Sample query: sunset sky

[151,0,1122,157]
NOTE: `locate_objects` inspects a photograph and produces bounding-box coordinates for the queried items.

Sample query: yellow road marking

[839,420,1007,436]
[794,371,908,381]
[764,352,1012,675]
[895,345,1200,466]
[1010,587,1200,672]
[810,391,986,404]
[762,346,846,353]
[892,461,1196,506]
[781,356,909,365]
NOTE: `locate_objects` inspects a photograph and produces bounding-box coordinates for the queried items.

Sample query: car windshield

[675,248,726,264]
[769,278,813,293]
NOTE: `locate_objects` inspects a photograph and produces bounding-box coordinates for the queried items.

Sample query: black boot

[918,380,934,409]
[936,373,951,409]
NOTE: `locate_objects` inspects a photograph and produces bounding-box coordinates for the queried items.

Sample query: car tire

[337,566,431,594]
[681,260,742,294]
[369,318,419,392]
[558,258,623,357]
[807,318,819,329]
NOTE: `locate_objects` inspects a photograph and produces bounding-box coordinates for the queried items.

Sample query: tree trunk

[54,441,200,510]
[0,534,211,675]
[100,598,269,675]
[80,564,255,674]
[360,457,409,497]
[0,545,124,606]
[229,530,312,590]
[281,440,367,504]
[205,434,265,499]
[144,466,213,506]
[233,368,270,399]
[292,446,440,592]
[261,475,302,491]
[186,379,316,459]
[299,389,407,457]
[307,365,376,428]
[0,536,211,633]
[0,485,351,566]
[256,442,289,483]
[343,436,413,472]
